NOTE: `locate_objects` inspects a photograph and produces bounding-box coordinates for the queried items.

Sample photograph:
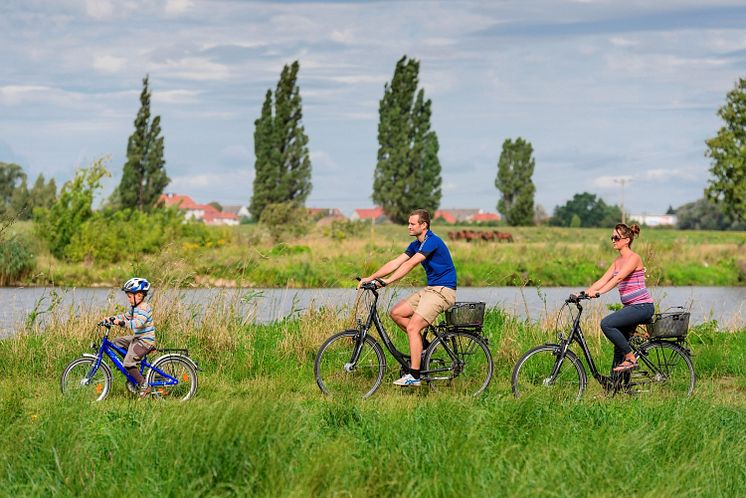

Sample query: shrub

[33,159,109,259]
[259,202,310,242]
[322,219,366,240]
[0,235,35,285]
[65,207,226,264]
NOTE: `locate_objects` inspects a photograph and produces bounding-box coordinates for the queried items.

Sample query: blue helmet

[122,277,151,294]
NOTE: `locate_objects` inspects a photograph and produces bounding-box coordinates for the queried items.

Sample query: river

[2,286,744,337]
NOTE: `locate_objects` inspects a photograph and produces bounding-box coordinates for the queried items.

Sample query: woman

[584,223,655,373]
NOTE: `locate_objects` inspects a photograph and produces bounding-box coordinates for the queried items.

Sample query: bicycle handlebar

[566,291,600,304]
[355,276,386,290]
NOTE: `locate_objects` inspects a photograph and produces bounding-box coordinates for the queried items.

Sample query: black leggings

[600,303,655,366]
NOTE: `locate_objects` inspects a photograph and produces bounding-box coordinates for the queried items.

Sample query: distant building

[629,214,677,227]
[351,206,389,223]
[223,205,251,220]
[308,207,346,223]
[159,193,240,226]
[434,209,501,224]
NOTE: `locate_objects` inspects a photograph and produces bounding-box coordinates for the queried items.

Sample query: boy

[104,277,156,398]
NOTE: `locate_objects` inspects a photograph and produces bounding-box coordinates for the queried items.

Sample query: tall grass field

[1,289,745,496]
[6,221,746,287]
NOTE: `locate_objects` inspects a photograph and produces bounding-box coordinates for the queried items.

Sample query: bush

[0,235,35,285]
[65,208,226,264]
[322,219,366,240]
[259,202,310,242]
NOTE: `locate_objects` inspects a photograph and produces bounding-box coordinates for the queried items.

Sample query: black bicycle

[512,292,695,401]
[314,280,494,398]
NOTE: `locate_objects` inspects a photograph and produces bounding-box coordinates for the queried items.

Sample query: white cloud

[0,85,51,105]
[93,54,127,73]
[85,0,114,19]
[609,37,639,48]
[152,89,201,104]
[165,0,193,16]
[150,57,231,81]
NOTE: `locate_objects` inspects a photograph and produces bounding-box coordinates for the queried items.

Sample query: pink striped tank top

[615,268,653,306]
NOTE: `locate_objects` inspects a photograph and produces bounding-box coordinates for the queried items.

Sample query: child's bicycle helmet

[122,277,151,294]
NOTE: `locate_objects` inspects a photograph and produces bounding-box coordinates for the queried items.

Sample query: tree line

[2,60,746,254]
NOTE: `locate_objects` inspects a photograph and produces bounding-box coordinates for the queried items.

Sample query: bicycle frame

[558,299,609,385]
[556,298,677,389]
[85,328,179,388]
[348,285,463,377]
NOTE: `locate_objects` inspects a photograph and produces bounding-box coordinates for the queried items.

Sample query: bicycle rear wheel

[630,341,695,397]
[146,355,198,401]
[512,344,587,402]
[423,331,493,396]
[60,356,112,402]
[314,330,386,398]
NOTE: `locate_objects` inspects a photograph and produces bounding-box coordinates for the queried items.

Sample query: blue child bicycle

[60,321,200,401]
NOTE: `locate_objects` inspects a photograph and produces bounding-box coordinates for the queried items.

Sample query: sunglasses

[610,235,627,242]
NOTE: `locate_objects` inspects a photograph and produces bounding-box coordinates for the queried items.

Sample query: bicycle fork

[344,332,368,372]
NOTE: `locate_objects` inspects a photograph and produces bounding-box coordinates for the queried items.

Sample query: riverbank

[7,223,746,288]
[1,299,745,495]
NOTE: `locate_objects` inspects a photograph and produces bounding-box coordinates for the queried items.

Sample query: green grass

[6,222,746,287]
[2,292,746,496]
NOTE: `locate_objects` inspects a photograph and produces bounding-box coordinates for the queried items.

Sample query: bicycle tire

[512,344,587,401]
[631,340,695,397]
[314,330,386,398]
[60,356,113,402]
[423,331,493,396]
[146,355,198,401]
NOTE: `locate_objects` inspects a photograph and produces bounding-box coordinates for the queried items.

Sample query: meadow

[1,290,745,496]
[6,221,746,288]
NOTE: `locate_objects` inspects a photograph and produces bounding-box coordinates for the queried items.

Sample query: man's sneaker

[393,374,421,387]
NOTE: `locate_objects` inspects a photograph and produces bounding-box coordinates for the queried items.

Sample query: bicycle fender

[153,353,202,372]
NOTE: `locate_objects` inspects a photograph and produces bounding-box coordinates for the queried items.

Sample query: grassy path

[1,300,745,496]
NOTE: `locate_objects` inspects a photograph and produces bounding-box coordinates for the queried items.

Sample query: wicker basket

[646,311,690,339]
[445,302,486,327]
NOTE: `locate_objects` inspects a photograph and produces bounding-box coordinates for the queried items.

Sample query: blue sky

[2,0,745,216]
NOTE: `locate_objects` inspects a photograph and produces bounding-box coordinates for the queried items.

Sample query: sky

[2,0,746,217]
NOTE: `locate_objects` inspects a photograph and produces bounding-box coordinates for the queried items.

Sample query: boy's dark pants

[113,335,155,386]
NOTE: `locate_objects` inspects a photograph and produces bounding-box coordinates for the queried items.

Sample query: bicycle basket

[646,310,690,339]
[445,302,486,327]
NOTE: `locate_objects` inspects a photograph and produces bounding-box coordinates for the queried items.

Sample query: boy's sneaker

[393,374,421,387]
[138,385,152,399]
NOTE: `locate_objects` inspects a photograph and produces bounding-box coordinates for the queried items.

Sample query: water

[2,286,744,336]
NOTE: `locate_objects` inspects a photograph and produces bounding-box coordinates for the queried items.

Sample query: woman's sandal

[613,359,638,373]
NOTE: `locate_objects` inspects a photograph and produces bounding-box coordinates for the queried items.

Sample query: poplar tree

[249,61,312,220]
[373,56,441,224]
[495,138,536,226]
[705,77,746,222]
[111,75,169,211]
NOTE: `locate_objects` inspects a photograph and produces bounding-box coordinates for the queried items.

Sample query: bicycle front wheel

[314,330,386,398]
[512,344,587,402]
[632,341,695,397]
[60,356,112,402]
[423,331,493,396]
[146,355,198,401]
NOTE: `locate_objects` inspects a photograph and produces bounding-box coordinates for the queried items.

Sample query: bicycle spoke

[424,332,493,396]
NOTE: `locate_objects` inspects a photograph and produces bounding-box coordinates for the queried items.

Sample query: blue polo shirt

[404,230,457,289]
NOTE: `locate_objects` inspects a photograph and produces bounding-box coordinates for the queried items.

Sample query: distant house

[159,193,240,226]
[223,205,251,220]
[351,206,389,223]
[308,207,346,223]
[629,214,677,227]
[434,209,501,224]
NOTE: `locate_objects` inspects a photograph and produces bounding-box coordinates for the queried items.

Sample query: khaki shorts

[404,286,457,325]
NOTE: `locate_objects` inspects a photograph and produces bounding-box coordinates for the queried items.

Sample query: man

[360,209,457,386]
